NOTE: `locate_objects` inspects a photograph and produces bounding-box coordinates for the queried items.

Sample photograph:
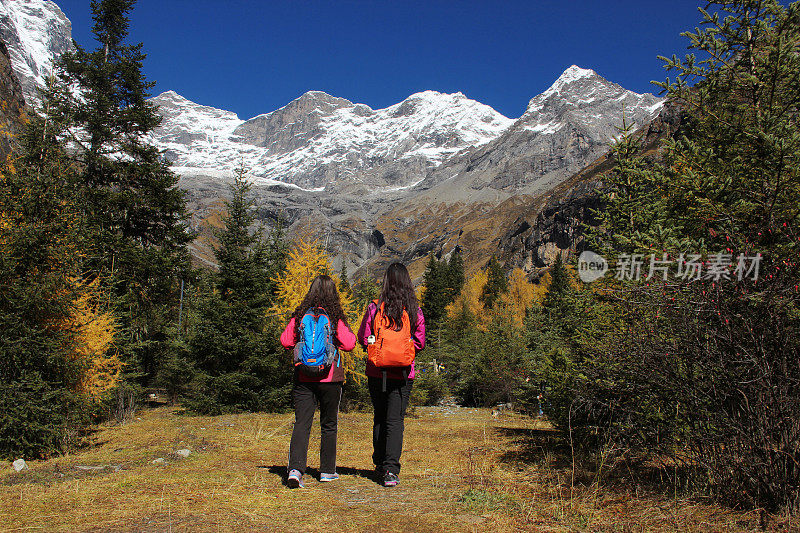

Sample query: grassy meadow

[0,403,782,532]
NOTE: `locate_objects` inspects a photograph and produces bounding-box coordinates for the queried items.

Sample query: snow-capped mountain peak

[0,1,665,198]
[526,65,608,112]
[0,0,72,105]
[520,65,664,140]
[555,64,596,84]
[153,87,514,191]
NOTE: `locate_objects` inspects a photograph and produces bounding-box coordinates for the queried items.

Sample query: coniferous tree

[0,101,91,458]
[542,253,569,310]
[264,218,288,298]
[422,251,466,327]
[480,256,508,309]
[188,168,289,413]
[339,262,352,296]
[446,247,465,300]
[421,254,446,325]
[352,276,379,316]
[50,0,191,386]
[215,170,270,307]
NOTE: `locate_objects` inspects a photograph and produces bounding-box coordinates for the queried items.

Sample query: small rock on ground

[152,458,165,465]
[12,459,28,472]
[175,449,191,458]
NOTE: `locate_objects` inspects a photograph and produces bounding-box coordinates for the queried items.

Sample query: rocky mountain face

[5,0,671,281]
[173,66,664,277]
[498,99,688,276]
[0,38,27,158]
[0,0,73,106]
[361,67,664,278]
[412,66,663,201]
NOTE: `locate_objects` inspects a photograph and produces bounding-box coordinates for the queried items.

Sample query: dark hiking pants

[368,377,413,475]
[288,381,342,475]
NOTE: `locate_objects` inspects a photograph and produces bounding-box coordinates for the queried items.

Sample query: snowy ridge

[521,64,664,141]
[152,89,514,190]
[0,0,72,105]
[0,0,666,195]
[154,91,244,143]
[538,65,597,100]
[151,65,662,191]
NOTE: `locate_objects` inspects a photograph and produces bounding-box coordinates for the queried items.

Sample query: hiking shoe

[320,472,339,482]
[383,471,399,487]
[287,469,304,488]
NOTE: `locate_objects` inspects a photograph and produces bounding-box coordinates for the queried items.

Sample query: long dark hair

[377,263,418,331]
[291,275,349,340]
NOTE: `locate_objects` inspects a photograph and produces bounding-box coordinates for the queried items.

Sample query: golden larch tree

[499,268,539,328]
[446,269,489,328]
[271,237,365,380]
[65,277,120,400]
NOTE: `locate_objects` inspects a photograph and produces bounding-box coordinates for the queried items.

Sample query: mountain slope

[153,88,514,192]
[2,0,669,279]
[497,98,687,275]
[0,38,27,158]
[413,66,663,202]
[0,0,72,106]
[354,66,664,277]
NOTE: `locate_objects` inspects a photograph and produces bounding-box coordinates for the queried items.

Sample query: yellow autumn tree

[498,268,539,328]
[446,269,489,329]
[447,266,548,329]
[65,277,120,400]
[271,237,365,380]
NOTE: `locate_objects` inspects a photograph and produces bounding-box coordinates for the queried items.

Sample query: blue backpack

[293,307,339,378]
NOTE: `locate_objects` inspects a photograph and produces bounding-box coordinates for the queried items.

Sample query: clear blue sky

[55,0,706,120]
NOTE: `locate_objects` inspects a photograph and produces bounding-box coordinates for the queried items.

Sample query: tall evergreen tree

[352,275,379,316]
[422,250,467,327]
[542,253,569,310]
[480,256,508,309]
[421,254,446,325]
[446,247,465,300]
[215,169,270,307]
[0,100,91,458]
[422,254,444,324]
[264,217,288,298]
[339,262,352,296]
[188,168,290,413]
[51,0,191,384]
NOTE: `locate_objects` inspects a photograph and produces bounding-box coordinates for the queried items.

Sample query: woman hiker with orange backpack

[357,263,426,487]
[280,275,356,488]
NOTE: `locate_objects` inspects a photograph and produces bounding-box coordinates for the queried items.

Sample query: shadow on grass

[494,425,574,470]
[260,465,383,486]
[493,425,709,497]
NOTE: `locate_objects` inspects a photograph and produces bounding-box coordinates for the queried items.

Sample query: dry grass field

[0,403,789,532]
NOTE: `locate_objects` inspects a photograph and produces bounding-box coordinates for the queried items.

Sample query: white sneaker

[287,469,304,488]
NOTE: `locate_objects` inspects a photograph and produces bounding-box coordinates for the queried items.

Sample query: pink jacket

[357,302,426,380]
[281,316,356,383]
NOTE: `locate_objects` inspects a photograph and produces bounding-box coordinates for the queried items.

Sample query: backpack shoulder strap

[372,300,384,333]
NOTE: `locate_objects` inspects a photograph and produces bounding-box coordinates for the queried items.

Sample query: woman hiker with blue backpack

[358,262,426,487]
[280,274,356,488]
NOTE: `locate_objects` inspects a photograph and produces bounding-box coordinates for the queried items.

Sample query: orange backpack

[367,300,416,368]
